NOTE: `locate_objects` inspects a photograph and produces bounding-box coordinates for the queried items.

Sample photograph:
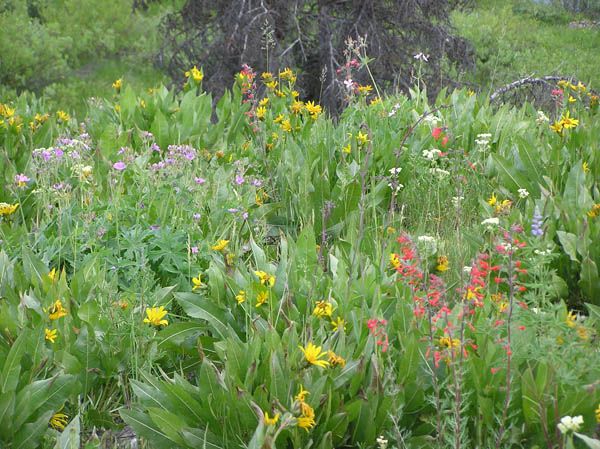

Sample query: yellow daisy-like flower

[369,97,382,106]
[261,72,273,81]
[583,161,590,173]
[192,273,203,291]
[305,101,322,118]
[295,385,309,402]
[439,336,460,349]
[342,144,351,154]
[299,342,330,368]
[254,270,276,287]
[487,193,497,207]
[275,89,286,98]
[259,97,269,107]
[49,411,69,430]
[143,306,169,327]
[273,114,285,124]
[56,111,70,123]
[566,310,577,328]
[281,119,292,133]
[0,103,15,118]
[291,90,300,98]
[560,110,579,129]
[356,131,369,146]
[576,325,589,341]
[595,403,600,423]
[279,67,296,82]
[588,204,600,218]
[265,80,278,90]
[327,350,346,367]
[264,412,279,426]
[357,84,373,94]
[390,253,401,269]
[568,95,576,103]
[112,78,122,92]
[48,299,68,320]
[297,400,316,431]
[331,316,346,332]
[48,268,58,283]
[312,300,333,318]
[550,121,563,135]
[436,256,449,272]
[235,290,246,304]
[256,106,267,120]
[185,66,204,84]
[0,202,19,217]
[290,100,304,114]
[256,290,269,308]
[45,328,57,343]
[211,239,230,251]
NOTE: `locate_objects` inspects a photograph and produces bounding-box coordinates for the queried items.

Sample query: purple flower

[150,143,160,152]
[228,208,239,213]
[118,147,127,155]
[15,173,30,187]
[191,246,199,254]
[242,211,249,220]
[193,213,201,220]
[531,208,544,237]
[54,148,64,158]
[235,174,245,185]
[195,177,206,185]
[251,179,263,187]
[41,150,52,161]
[150,225,160,230]
[113,161,127,171]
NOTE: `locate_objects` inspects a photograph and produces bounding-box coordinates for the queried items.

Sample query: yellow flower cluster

[112,78,122,92]
[487,193,512,215]
[436,256,449,272]
[254,270,276,287]
[294,386,316,431]
[185,66,204,84]
[587,204,600,219]
[0,202,19,217]
[550,111,579,135]
[45,328,58,343]
[143,306,169,327]
[557,80,586,93]
[211,239,230,251]
[0,103,23,132]
[48,299,68,320]
[28,112,49,131]
[312,300,333,318]
[49,411,69,430]
[439,336,460,349]
[327,350,346,367]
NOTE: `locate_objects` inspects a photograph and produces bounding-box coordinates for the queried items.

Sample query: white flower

[388,182,404,193]
[536,110,549,124]
[413,52,429,62]
[388,103,402,117]
[557,415,583,434]
[430,168,450,177]
[343,79,354,90]
[389,167,402,176]
[417,235,437,255]
[481,217,499,226]
[518,188,529,198]
[376,435,388,449]
[422,148,441,160]
[452,196,464,207]
[423,114,441,125]
[463,266,472,274]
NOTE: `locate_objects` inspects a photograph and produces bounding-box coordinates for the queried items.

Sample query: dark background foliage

[157,0,475,113]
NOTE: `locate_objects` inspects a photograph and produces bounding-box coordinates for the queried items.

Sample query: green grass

[453,0,600,92]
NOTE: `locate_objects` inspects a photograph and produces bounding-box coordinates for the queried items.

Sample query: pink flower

[432,127,443,140]
[191,246,199,254]
[113,161,126,171]
[15,173,30,187]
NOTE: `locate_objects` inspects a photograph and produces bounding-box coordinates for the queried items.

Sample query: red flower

[432,127,443,140]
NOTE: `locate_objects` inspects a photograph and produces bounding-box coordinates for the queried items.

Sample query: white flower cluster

[414,52,429,62]
[518,188,529,198]
[481,217,500,226]
[536,110,550,124]
[422,148,442,160]
[557,415,583,434]
[452,196,464,207]
[417,235,437,255]
[430,168,450,178]
[423,114,441,126]
[475,133,492,152]
[388,167,404,192]
[388,103,402,117]
[376,435,388,449]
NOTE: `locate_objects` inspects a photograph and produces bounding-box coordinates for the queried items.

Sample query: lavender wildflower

[531,208,544,237]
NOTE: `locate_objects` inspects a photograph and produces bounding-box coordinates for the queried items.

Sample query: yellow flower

[576,325,589,341]
[583,161,589,173]
[327,350,346,367]
[114,104,121,113]
[566,310,577,328]
[560,111,579,129]
[192,273,203,291]
[48,299,68,320]
[568,95,577,103]
[143,306,169,327]
[439,336,460,349]
[487,193,497,207]
[264,412,279,426]
[112,78,122,92]
[261,72,273,81]
[297,401,316,431]
[369,97,382,106]
[357,84,373,94]
[587,204,600,218]
[139,99,146,109]
[595,403,600,423]
[312,300,333,318]
[498,302,508,313]
[259,97,270,107]
[0,103,15,118]
[254,270,275,287]
[279,67,296,82]
[356,131,369,146]
[281,119,292,133]
[0,202,19,217]
[256,106,267,120]
[266,80,278,90]
[331,316,346,332]
[49,411,69,430]
[235,290,246,304]
[211,239,230,251]
[185,66,204,84]
[550,121,563,135]
[436,256,449,272]
[305,101,322,118]
[275,89,285,98]
[291,100,304,114]
[45,328,57,343]
[56,111,70,123]
[390,253,401,269]
[256,290,269,308]
[291,90,300,98]
[48,268,58,283]
[342,144,351,154]
[495,199,512,215]
[295,385,309,402]
[299,342,330,368]
[467,89,475,96]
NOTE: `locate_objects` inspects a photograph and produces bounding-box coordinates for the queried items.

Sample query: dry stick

[495,247,515,448]
[489,75,598,103]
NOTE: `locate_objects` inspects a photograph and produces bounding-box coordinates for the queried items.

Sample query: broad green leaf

[54,414,80,449]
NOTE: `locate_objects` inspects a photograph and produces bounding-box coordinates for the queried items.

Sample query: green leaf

[574,433,600,449]
[175,292,232,339]
[54,414,80,449]
[13,410,54,449]
[120,409,175,449]
[147,407,187,445]
[557,231,578,262]
[0,331,26,394]
[579,257,600,305]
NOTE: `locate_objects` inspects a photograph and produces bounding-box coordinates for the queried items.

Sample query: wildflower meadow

[1,64,600,449]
